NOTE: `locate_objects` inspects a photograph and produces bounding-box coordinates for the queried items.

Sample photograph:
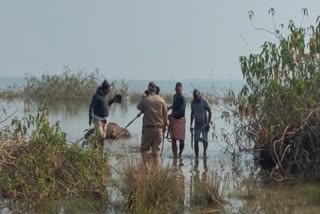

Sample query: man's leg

[151,129,162,171]
[178,140,184,157]
[140,130,151,171]
[95,121,106,149]
[203,130,208,157]
[194,128,201,158]
[172,139,178,158]
[194,141,199,158]
[203,141,208,157]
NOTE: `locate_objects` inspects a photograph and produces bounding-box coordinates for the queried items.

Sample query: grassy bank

[0,107,110,201]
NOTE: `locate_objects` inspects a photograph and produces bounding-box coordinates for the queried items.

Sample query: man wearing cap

[89,79,119,149]
[137,81,167,170]
[190,89,212,158]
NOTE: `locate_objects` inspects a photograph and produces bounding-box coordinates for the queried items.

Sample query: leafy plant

[0,106,110,201]
[236,8,320,179]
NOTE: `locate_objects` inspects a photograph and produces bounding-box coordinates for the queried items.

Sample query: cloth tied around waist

[168,116,186,141]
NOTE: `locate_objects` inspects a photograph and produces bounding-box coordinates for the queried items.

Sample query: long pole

[113,112,142,139]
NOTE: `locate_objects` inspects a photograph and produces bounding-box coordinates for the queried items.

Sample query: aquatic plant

[0,106,110,201]
[191,166,230,206]
[114,159,184,214]
[23,66,100,100]
[235,9,320,179]
[0,89,23,99]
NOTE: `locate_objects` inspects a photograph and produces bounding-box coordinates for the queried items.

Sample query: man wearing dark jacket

[89,80,117,148]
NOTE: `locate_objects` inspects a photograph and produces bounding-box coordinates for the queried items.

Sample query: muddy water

[1,99,320,214]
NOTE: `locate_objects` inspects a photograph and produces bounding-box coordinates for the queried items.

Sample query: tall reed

[114,159,184,214]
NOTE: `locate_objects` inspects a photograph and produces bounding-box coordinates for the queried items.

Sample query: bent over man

[89,80,117,149]
[190,89,212,158]
[137,81,167,170]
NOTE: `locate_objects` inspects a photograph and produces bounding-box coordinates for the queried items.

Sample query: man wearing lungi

[190,89,212,158]
[137,81,167,170]
[168,82,186,158]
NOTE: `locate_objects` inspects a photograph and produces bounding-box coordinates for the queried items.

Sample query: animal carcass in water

[84,122,131,140]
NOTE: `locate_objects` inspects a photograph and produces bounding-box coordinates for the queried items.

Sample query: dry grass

[191,167,230,206]
[114,159,184,214]
[0,90,23,99]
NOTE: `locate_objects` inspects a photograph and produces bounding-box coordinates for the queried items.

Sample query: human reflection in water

[171,158,185,210]
[190,158,208,207]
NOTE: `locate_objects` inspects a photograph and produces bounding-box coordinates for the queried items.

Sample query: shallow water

[1,98,320,214]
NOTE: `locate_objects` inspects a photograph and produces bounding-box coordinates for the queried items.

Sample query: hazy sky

[1,0,319,80]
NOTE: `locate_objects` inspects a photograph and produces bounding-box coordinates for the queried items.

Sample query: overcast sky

[0,0,319,80]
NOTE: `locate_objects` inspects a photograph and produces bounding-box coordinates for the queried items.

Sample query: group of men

[89,80,212,169]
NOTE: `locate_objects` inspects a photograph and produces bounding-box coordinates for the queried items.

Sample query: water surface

[1,98,320,213]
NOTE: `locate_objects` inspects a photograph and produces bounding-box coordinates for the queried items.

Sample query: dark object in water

[115,94,122,103]
[84,122,131,140]
[84,128,95,139]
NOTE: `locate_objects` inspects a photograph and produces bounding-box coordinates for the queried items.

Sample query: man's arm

[204,100,212,131]
[190,102,194,130]
[137,97,144,112]
[163,102,168,126]
[88,96,95,126]
[205,100,212,124]
[162,101,168,133]
[108,97,116,106]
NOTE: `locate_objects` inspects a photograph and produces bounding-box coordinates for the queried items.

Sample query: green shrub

[236,10,320,178]
[0,106,109,201]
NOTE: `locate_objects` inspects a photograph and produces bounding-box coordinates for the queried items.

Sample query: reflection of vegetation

[114,160,184,214]
[238,184,320,214]
[190,159,229,208]
[234,174,258,199]
[0,106,109,201]
[235,9,320,179]
[38,198,109,214]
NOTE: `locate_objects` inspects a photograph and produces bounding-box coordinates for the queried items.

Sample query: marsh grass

[0,107,110,201]
[191,167,230,207]
[0,89,23,99]
[234,174,258,200]
[114,160,184,214]
[24,66,99,100]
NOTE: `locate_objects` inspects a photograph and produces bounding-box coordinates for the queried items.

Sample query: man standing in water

[190,89,212,158]
[137,81,167,170]
[168,82,186,158]
[89,80,119,149]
